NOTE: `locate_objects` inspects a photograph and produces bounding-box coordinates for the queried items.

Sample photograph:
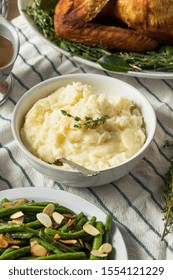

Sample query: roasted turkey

[54,0,172,52]
[114,0,173,45]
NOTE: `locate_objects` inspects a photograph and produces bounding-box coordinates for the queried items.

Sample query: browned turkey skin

[54,0,158,52]
[114,0,173,45]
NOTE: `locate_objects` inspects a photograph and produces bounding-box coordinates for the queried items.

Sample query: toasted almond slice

[10,211,24,220]
[30,244,48,257]
[79,238,84,246]
[2,202,14,208]
[36,213,52,228]
[11,216,24,225]
[85,242,92,251]
[11,245,20,249]
[59,239,78,245]
[54,233,61,240]
[63,214,76,219]
[30,240,39,247]
[0,234,9,248]
[91,250,108,258]
[52,212,64,225]
[12,198,28,206]
[83,224,100,236]
[66,218,74,227]
[9,240,21,245]
[43,203,55,216]
[98,243,112,254]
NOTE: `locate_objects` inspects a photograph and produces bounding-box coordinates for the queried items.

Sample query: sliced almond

[54,233,61,240]
[63,214,76,219]
[30,240,39,247]
[66,218,74,227]
[0,234,9,248]
[59,239,78,245]
[36,213,52,228]
[30,244,48,257]
[2,202,14,208]
[10,211,24,220]
[52,212,64,225]
[83,224,100,236]
[10,245,20,249]
[2,198,28,208]
[85,242,92,251]
[43,203,55,216]
[79,238,84,246]
[91,250,108,258]
[98,243,112,254]
[12,198,28,206]
[12,216,24,225]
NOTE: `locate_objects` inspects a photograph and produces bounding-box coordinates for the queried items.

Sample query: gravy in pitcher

[0,36,13,68]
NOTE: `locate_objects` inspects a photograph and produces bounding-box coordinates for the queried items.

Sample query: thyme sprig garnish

[61,110,110,129]
[161,140,173,240]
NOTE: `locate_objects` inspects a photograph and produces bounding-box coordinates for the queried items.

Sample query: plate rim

[17,0,173,79]
[0,187,128,260]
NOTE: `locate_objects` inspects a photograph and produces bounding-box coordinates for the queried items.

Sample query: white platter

[18,0,173,79]
[0,187,128,260]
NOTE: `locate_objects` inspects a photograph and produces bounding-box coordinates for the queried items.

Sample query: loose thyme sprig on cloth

[61,110,110,129]
[161,140,173,240]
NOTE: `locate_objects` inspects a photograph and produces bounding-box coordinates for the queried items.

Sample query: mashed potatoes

[21,82,146,170]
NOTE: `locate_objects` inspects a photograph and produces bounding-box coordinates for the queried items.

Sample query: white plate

[0,187,128,260]
[18,0,173,79]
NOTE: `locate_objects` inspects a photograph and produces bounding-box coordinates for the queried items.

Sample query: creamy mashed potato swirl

[21,82,146,170]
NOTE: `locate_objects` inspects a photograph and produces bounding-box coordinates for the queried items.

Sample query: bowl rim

[11,73,157,174]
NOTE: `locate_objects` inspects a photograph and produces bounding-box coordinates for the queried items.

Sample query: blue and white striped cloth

[0,16,173,260]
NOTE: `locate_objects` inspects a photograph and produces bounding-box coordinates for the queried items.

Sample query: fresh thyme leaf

[60,110,110,129]
[161,140,173,240]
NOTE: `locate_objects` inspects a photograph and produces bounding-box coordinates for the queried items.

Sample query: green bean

[11,232,34,239]
[36,251,86,260]
[0,247,15,257]
[0,198,10,204]
[30,237,63,254]
[45,227,88,239]
[0,206,44,218]
[0,248,6,255]
[90,221,104,260]
[24,201,59,207]
[0,223,26,233]
[26,220,42,229]
[19,256,37,260]
[44,216,97,239]
[58,212,84,232]
[75,217,88,231]
[54,206,75,214]
[103,215,112,243]
[39,231,75,252]
[0,246,31,260]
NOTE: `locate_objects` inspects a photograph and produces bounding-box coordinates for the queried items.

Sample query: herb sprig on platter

[26,0,173,73]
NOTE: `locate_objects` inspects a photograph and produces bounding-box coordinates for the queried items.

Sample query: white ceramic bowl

[11,74,156,187]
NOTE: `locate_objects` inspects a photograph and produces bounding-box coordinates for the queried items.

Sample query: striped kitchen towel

[0,15,173,260]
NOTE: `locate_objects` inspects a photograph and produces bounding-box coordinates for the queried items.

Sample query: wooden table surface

[7,0,19,20]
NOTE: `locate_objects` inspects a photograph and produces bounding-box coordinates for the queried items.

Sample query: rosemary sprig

[61,110,110,129]
[161,140,173,240]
